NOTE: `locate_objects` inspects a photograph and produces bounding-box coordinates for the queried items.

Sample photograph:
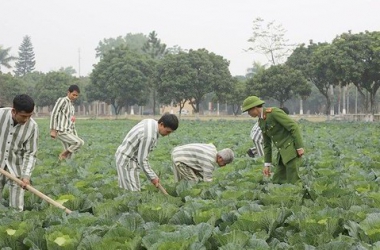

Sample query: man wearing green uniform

[242,96,304,184]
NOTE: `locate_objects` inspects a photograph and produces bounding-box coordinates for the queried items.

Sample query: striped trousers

[57,130,84,154]
[116,155,141,191]
[0,166,25,211]
[250,122,264,157]
[172,162,201,182]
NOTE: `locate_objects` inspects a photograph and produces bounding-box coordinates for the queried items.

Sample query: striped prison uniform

[115,119,159,191]
[0,108,39,211]
[250,122,264,157]
[171,143,218,182]
[50,96,84,154]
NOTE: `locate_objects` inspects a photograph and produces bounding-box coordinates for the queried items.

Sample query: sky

[1,0,380,77]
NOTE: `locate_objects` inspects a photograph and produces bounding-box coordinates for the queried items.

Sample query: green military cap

[242,96,265,112]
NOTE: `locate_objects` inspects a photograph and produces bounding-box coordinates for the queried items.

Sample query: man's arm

[137,136,158,181]
[21,125,39,179]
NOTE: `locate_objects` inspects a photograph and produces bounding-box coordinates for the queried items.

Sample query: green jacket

[258,107,304,164]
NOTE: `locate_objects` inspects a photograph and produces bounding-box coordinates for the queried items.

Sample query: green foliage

[0,73,27,106]
[0,45,17,71]
[156,48,233,112]
[89,46,152,114]
[45,225,83,249]
[35,71,75,107]
[95,33,148,59]
[0,119,380,249]
[249,64,310,106]
[14,35,36,77]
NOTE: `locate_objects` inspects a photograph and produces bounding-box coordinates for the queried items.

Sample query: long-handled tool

[157,183,169,195]
[0,168,72,214]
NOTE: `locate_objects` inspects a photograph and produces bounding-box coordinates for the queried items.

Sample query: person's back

[171,143,234,182]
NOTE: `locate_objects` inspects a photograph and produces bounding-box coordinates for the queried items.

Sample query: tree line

[1,25,380,115]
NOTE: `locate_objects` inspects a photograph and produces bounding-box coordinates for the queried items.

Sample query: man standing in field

[171,143,234,182]
[242,96,304,184]
[50,85,84,160]
[115,113,179,191]
[0,94,38,211]
[247,107,290,158]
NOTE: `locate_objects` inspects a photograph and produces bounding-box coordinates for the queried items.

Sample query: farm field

[1,118,380,249]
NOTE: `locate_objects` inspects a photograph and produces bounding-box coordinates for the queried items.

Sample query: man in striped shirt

[50,85,84,160]
[115,113,179,191]
[0,94,38,211]
[171,143,234,182]
[247,107,289,158]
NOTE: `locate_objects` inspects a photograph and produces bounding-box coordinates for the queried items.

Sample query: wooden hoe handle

[157,183,169,195]
[0,168,72,214]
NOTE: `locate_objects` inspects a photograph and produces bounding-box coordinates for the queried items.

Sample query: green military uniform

[258,107,304,184]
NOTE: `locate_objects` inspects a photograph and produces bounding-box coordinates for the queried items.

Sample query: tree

[225,77,248,115]
[166,45,187,55]
[59,66,77,76]
[95,33,148,59]
[245,61,265,79]
[332,31,380,114]
[156,52,192,113]
[0,46,17,72]
[247,17,296,66]
[142,31,168,115]
[35,71,75,108]
[89,45,152,115]
[156,49,232,114]
[249,64,310,107]
[14,35,36,77]
[142,31,168,59]
[287,42,337,115]
[19,71,46,101]
[0,73,26,106]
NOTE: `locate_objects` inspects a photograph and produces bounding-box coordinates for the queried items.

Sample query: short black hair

[158,113,179,131]
[13,94,35,113]
[68,84,80,93]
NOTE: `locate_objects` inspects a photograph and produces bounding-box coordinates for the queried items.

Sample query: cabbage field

[1,118,380,249]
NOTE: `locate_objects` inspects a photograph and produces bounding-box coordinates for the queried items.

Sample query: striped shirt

[171,143,218,182]
[50,96,75,132]
[115,119,159,180]
[250,122,264,157]
[0,108,38,178]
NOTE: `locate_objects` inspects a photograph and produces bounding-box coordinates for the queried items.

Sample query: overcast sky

[1,0,379,77]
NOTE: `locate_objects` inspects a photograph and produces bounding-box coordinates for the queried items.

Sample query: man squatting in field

[115,113,179,191]
[50,85,84,160]
[242,96,304,184]
[0,95,38,211]
[171,143,234,182]
[247,107,290,158]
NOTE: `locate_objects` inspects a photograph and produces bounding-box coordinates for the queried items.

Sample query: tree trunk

[342,85,346,115]
[329,85,334,116]
[337,83,341,115]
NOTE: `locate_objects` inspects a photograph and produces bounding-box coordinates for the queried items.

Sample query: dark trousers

[272,155,302,184]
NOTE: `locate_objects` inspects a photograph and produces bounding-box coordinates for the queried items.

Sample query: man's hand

[50,129,57,139]
[297,148,305,157]
[151,178,160,187]
[263,166,271,177]
[20,178,30,189]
